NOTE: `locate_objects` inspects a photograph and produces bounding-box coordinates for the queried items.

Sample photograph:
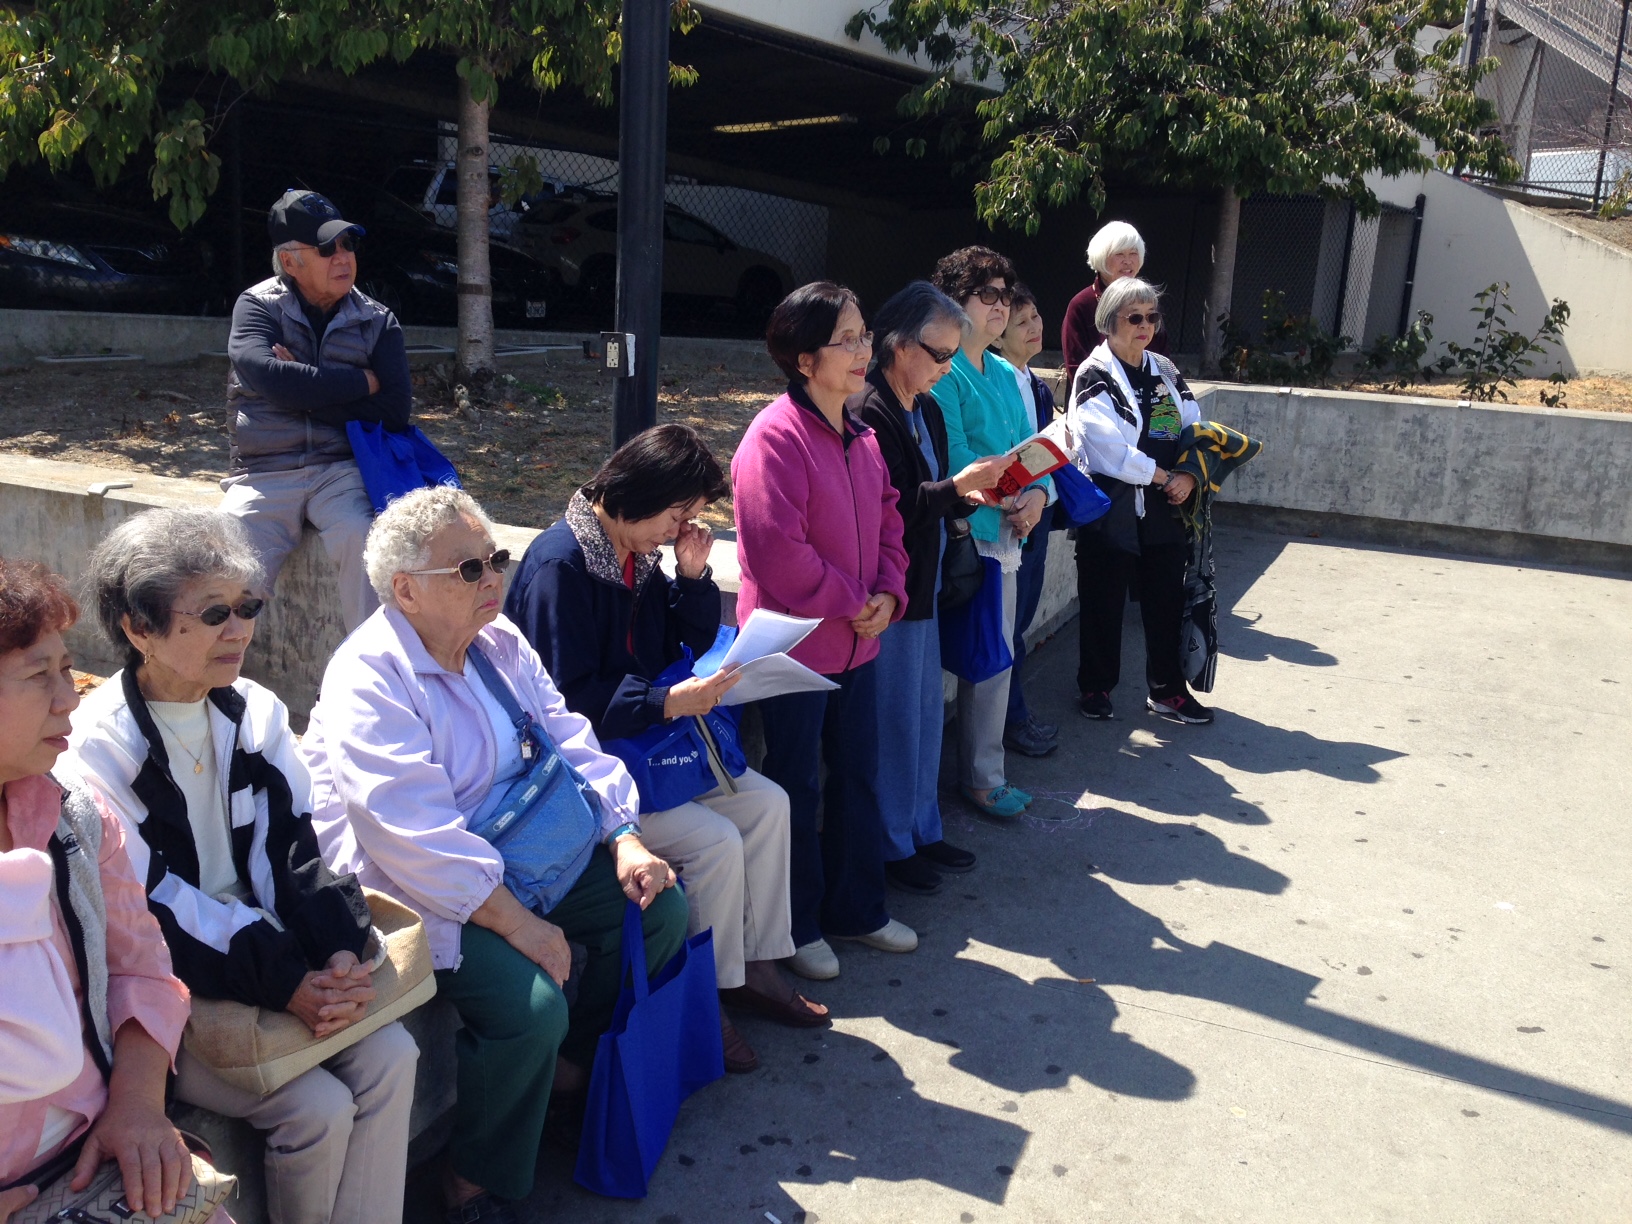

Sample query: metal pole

[229,102,244,293]
[1594,0,1631,210]
[1465,0,1489,65]
[1332,200,1356,339]
[612,0,670,448]
[1396,195,1427,338]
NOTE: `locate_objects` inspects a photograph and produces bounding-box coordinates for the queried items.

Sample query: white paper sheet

[719,653,838,705]
[720,608,823,669]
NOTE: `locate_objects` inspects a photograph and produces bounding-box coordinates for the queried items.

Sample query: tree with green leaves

[0,0,696,380]
[848,0,1519,371]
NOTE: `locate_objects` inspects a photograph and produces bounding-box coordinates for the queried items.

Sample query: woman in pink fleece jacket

[0,559,208,1223]
[732,281,913,983]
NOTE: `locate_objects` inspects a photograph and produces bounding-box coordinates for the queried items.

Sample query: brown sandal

[720,985,831,1028]
[720,1015,759,1073]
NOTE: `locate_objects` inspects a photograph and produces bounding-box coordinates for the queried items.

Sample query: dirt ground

[2,354,1625,535]
[0,351,786,531]
[1329,373,1630,412]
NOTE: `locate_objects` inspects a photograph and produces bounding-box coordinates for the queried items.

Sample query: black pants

[1075,537,1188,699]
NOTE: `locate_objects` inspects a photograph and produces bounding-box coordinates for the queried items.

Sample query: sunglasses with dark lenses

[917,340,959,364]
[177,599,266,628]
[974,285,1016,306]
[408,549,512,584]
[313,233,359,258]
[1123,311,1163,326]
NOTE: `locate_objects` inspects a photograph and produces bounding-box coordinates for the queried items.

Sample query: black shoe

[918,839,977,873]
[885,854,943,895]
[1003,718,1059,757]
[1147,692,1214,724]
[1026,714,1060,740]
[445,1192,521,1224]
[1079,691,1114,720]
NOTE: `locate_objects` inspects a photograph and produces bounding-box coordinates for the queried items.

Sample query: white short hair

[1094,276,1160,337]
[364,486,495,606]
[1086,222,1147,276]
[272,241,304,276]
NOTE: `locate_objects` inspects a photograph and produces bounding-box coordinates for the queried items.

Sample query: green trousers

[433,846,689,1200]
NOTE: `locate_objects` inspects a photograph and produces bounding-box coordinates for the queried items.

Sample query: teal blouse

[930,348,1053,542]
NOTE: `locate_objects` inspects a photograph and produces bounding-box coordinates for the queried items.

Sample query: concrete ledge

[1194,383,1632,549]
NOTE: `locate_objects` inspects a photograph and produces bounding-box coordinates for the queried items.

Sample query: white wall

[694,1,933,69]
[1367,169,1632,375]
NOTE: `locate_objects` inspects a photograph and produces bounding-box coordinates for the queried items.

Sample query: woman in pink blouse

[0,558,203,1222]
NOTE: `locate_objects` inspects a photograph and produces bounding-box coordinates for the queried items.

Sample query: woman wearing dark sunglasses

[66,507,419,1224]
[928,246,1056,821]
[1067,276,1210,726]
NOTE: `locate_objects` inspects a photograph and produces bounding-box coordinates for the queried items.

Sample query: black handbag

[939,517,985,612]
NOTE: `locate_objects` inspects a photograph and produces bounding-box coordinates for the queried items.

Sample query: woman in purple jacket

[732,282,912,983]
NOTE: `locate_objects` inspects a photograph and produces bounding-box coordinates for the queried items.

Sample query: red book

[972,419,1074,506]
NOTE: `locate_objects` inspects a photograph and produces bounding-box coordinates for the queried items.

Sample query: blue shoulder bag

[347,419,463,514]
[600,639,747,815]
[463,645,603,916]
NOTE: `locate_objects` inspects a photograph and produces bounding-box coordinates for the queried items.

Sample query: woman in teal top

[930,246,1053,820]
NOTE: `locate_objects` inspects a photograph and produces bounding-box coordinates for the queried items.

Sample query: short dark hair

[764,281,862,384]
[581,423,729,523]
[930,246,1017,306]
[0,558,79,656]
[1009,282,1038,314]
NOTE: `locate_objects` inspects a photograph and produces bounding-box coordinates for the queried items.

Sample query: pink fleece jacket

[732,389,909,675]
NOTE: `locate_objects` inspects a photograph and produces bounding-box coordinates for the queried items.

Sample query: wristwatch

[605,822,640,845]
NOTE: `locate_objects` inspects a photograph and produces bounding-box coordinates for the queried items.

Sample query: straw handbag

[183,889,435,1095]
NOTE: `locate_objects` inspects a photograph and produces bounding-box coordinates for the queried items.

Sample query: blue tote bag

[938,555,1014,684]
[601,636,747,814]
[1053,462,1113,528]
[574,899,725,1198]
[346,419,463,514]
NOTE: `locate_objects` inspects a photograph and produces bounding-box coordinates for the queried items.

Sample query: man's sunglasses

[973,285,1016,306]
[1123,311,1163,326]
[176,599,266,628]
[408,550,511,584]
[917,340,959,364]
[299,233,359,258]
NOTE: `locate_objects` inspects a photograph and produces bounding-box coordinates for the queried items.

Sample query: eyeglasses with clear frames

[821,330,874,355]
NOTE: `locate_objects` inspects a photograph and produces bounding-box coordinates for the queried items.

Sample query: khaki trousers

[640,768,795,989]
[219,460,379,631]
[173,1022,417,1224]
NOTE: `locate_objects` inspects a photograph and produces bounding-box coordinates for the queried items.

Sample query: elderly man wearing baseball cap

[219,188,413,630]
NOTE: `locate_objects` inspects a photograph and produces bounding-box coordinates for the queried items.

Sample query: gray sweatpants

[219,460,378,631]
[956,566,1019,790]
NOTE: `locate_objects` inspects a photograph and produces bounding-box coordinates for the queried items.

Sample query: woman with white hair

[1068,277,1209,726]
[1062,220,1169,372]
[65,507,418,1224]
[299,485,689,1224]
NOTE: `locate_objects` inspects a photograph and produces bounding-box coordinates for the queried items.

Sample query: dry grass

[0,352,785,532]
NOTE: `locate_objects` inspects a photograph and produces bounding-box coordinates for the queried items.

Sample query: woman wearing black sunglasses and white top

[1068,276,1209,726]
[64,507,418,1224]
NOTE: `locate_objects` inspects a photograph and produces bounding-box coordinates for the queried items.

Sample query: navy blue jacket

[504,496,722,741]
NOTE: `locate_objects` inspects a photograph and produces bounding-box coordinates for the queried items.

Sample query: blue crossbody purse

[463,645,603,916]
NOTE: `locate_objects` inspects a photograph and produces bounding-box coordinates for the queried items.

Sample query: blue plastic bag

[346,420,463,514]
[601,636,747,814]
[574,899,724,1198]
[1052,462,1113,528]
[938,555,1014,684]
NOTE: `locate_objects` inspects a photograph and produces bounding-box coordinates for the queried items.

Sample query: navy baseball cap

[267,189,366,246]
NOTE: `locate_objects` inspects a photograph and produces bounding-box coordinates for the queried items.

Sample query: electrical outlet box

[600,331,636,377]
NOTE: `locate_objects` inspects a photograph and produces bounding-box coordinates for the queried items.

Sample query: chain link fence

[1475,0,1632,206]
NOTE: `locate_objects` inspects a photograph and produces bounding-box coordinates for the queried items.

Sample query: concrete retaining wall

[1194,382,1632,567]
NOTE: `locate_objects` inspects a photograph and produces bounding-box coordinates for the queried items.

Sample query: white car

[384,162,567,243]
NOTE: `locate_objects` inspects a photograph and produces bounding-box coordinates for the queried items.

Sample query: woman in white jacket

[1067,277,1209,725]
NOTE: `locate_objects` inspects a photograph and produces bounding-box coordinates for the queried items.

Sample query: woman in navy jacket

[504,425,826,1075]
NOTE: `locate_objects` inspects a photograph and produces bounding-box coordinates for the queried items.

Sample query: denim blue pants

[870,616,946,862]
[1006,526,1053,725]
[758,661,890,946]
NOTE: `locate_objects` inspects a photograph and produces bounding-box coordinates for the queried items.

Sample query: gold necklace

[149,703,210,775]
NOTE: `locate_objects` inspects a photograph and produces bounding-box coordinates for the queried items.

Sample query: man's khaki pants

[219,460,378,631]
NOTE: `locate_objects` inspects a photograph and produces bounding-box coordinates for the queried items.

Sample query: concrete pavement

[512,526,1631,1223]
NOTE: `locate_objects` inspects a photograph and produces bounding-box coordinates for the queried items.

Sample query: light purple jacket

[303,606,640,971]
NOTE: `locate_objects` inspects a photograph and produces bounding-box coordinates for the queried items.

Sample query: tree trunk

[455,69,494,384]
[1201,184,1243,377]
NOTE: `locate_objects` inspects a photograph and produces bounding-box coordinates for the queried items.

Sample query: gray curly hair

[364,486,496,606]
[84,508,265,668]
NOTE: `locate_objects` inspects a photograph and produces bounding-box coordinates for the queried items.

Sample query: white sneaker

[834,918,918,953]
[785,938,840,980]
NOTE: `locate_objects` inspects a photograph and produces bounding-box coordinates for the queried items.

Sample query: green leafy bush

[1219,291,1350,388]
